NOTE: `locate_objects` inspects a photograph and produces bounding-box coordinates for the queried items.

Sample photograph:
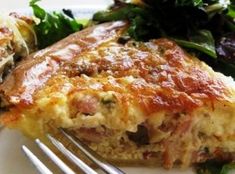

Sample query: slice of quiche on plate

[1,21,235,169]
[0,13,36,83]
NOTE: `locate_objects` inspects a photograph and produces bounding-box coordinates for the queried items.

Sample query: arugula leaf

[30,0,83,49]
[30,0,46,19]
[175,30,216,58]
[93,4,163,41]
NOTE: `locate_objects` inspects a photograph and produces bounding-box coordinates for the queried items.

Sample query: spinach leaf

[30,0,83,49]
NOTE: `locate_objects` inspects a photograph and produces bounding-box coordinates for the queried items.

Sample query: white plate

[0,1,195,173]
[0,128,194,174]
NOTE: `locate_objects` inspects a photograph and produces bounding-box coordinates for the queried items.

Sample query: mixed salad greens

[30,0,83,49]
[29,0,235,174]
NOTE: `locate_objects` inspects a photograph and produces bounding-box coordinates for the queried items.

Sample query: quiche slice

[0,13,36,82]
[1,21,235,169]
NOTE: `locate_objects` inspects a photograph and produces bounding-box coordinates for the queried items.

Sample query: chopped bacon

[162,146,174,169]
[73,127,111,142]
[72,95,99,115]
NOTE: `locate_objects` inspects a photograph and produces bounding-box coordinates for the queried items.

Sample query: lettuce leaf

[30,0,83,49]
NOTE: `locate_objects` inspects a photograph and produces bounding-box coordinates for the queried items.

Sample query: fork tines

[22,129,125,174]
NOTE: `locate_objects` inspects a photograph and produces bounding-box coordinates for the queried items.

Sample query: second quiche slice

[1,21,235,168]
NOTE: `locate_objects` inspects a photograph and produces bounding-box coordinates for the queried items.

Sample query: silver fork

[22,128,125,174]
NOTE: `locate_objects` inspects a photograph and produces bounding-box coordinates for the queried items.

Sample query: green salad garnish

[30,0,83,49]
[196,161,235,174]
